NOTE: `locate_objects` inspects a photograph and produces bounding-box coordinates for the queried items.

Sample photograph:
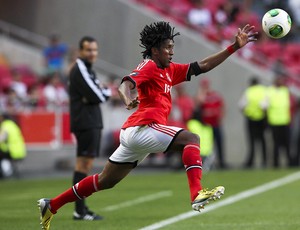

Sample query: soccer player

[38,21,257,230]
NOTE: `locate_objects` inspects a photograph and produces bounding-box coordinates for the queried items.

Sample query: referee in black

[69,36,111,220]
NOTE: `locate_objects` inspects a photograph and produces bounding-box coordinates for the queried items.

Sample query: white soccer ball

[262,8,292,39]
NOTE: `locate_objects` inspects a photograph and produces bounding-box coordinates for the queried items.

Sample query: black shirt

[69,58,110,131]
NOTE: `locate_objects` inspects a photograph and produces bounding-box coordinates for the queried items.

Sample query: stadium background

[0,0,290,176]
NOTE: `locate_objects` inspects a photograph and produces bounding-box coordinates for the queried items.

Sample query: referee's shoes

[73,208,103,220]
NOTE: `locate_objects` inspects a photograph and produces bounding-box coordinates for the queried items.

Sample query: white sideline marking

[102,191,173,211]
[139,171,300,230]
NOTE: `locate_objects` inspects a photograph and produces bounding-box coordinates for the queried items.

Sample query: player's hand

[126,97,140,110]
[235,24,258,49]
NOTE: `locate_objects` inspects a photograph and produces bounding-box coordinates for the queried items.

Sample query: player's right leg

[191,186,225,211]
[168,130,225,211]
[37,198,54,230]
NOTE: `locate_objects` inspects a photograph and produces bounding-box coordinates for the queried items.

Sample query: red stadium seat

[282,43,300,67]
[203,0,227,14]
[0,65,12,92]
[168,0,193,25]
[252,41,283,67]
[13,65,38,88]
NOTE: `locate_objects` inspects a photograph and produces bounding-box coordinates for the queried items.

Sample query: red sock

[182,144,202,202]
[50,174,100,213]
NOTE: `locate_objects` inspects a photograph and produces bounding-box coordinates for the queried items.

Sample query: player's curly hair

[140,21,180,59]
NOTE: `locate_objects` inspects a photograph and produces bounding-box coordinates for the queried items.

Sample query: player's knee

[188,132,200,145]
[174,130,200,147]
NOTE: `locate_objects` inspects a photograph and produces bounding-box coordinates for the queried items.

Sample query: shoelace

[200,188,210,194]
[82,214,95,220]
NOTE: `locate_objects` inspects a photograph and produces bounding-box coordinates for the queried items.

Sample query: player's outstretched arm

[118,80,140,110]
[195,24,257,73]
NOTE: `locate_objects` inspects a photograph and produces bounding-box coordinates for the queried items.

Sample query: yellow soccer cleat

[191,186,225,211]
[37,198,54,230]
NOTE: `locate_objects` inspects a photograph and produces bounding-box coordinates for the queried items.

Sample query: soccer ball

[262,8,292,39]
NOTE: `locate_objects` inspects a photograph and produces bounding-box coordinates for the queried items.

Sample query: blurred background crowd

[0,0,300,179]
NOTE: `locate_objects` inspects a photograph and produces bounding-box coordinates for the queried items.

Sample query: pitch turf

[0,168,299,230]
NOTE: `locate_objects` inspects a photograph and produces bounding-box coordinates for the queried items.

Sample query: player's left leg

[38,161,134,230]
[56,161,134,211]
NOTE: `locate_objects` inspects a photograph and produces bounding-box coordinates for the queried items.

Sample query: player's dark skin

[98,24,257,190]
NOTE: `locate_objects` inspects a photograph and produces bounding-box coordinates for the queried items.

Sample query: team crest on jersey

[130,72,139,76]
[160,73,171,82]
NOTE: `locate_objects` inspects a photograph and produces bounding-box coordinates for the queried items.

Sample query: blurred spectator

[238,77,267,168]
[10,68,27,99]
[294,100,300,166]
[24,84,45,111]
[187,109,214,171]
[43,34,68,74]
[195,77,226,169]
[173,85,195,125]
[0,88,24,115]
[289,97,300,167]
[0,112,26,178]
[43,72,69,111]
[187,0,212,30]
[265,75,293,168]
[214,1,240,27]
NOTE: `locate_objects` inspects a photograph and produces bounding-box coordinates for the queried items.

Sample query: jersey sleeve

[121,60,152,88]
[171,62,191,86]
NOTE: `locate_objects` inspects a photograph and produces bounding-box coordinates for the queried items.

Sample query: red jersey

[122,59,190,128]
[175,95,195,123]
[200,91,224,127]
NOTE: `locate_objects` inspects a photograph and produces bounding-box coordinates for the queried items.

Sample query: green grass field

[1,168,300,230]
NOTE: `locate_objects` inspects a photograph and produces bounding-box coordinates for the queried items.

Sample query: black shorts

[73,128,102,158]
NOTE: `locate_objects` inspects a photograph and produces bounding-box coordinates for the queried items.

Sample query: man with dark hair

[38,21,257,230]
[68,36,111,220]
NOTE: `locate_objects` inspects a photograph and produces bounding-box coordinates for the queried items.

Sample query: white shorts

[109,123,184,166]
